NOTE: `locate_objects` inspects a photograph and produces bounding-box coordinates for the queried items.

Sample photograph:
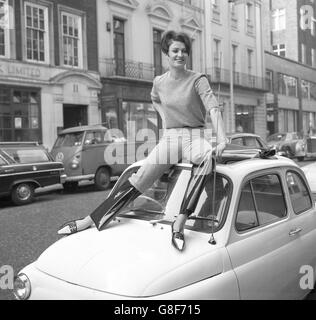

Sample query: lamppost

[228,0,235,132]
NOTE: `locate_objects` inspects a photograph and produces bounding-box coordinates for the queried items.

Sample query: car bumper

[65,174,95,183]
[60,174,67,184]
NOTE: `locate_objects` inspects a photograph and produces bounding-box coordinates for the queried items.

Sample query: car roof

[0,141,40,146]
[226,132,261,139]
[130,157,298,180]
[59,125,108,134]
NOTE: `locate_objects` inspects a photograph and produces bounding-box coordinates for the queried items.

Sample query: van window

[54,132,84,147]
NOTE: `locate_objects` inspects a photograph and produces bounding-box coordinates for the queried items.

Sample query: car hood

[35,219,223,297]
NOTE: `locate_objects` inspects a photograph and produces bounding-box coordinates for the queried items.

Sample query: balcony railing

[206,67,268,91]
[103,58,169,81]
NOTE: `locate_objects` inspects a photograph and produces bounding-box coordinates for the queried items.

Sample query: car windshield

[2,147,50,163]
[114,165,232,234]
[54,132,84,147]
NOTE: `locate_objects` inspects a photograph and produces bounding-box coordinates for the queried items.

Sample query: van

[50,125,156,190]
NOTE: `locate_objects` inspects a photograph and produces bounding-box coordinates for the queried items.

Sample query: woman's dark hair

[161,30,191,55]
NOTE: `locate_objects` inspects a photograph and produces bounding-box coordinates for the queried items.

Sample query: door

[227,171,304,299]
[285,170,316,298]
[63,104,88,129]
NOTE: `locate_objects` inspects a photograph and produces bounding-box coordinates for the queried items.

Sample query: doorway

[63,104,88,129]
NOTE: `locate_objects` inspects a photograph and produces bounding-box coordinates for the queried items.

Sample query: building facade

[205,0,267,138]
[262,0,316,135]
[0,0,101,149]
[96,0,205,141]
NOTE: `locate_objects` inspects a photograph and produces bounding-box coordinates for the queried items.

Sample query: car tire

[95,167,111,191]
[11,183,35,206]
[297,156,304,162]
[63,181,79,191]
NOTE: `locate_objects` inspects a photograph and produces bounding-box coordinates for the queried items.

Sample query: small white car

[14,156,316,300]
[302,162,316,194]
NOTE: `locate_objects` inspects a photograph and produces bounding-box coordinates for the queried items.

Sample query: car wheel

[11,183,35,205]
[63,181,79,191]
[297,156,304,162]
[95,167,111,191]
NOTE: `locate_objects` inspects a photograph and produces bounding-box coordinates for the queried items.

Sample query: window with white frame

[61,12,82,68]
[247,49,253,75]
[312,48,315,68]
[25,2,49,63]
[246,2,253,22]
[0,0,10,57]
[213,39,221,68]
[301,43,306,64]
[272,44,286,57]
[271,8,286,31]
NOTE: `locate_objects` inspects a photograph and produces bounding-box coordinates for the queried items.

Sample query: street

[0,159,315,300]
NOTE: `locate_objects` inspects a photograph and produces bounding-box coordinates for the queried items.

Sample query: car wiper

[131,207,164,215]
[188,215,219,223]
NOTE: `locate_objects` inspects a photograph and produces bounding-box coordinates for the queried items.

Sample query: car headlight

[69,155,80,169]
[13,273,31,300]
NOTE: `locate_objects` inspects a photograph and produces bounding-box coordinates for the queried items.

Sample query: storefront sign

[0,63,41,78]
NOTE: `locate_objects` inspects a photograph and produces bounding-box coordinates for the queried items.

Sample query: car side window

[286,171,312,215]
[236,174,287,232]
[244,137,258,147]
[231,138,243,146]
[235,182,259,231]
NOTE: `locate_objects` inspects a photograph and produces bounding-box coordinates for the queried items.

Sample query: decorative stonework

[145,1,173,22]
[107,0,139,11]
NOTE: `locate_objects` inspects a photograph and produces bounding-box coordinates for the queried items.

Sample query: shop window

[122,101,159,142]
[278,73,297,97]
[235,105,255,133]
[0,88,41,142]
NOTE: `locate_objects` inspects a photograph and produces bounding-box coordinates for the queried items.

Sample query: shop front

[0,60,101,149]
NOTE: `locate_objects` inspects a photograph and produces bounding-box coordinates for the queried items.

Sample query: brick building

[0,0,101,149]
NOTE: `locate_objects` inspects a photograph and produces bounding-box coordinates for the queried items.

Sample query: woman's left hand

[215,141,227,158]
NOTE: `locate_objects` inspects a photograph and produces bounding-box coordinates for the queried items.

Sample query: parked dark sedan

[0,142,66,205]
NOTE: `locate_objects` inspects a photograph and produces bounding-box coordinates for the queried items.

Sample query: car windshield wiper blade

[131,207,164,215]
[188,215,219,223]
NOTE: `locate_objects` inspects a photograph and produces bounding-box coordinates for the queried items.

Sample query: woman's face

[167,40,189,69]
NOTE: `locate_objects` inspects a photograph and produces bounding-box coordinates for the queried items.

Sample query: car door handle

[289,228,302,236]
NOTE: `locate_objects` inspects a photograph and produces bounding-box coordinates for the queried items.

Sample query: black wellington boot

[90,180,141,230]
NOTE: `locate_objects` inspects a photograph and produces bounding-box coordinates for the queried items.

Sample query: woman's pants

[90,128,213,229]
[129,128,213,193]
